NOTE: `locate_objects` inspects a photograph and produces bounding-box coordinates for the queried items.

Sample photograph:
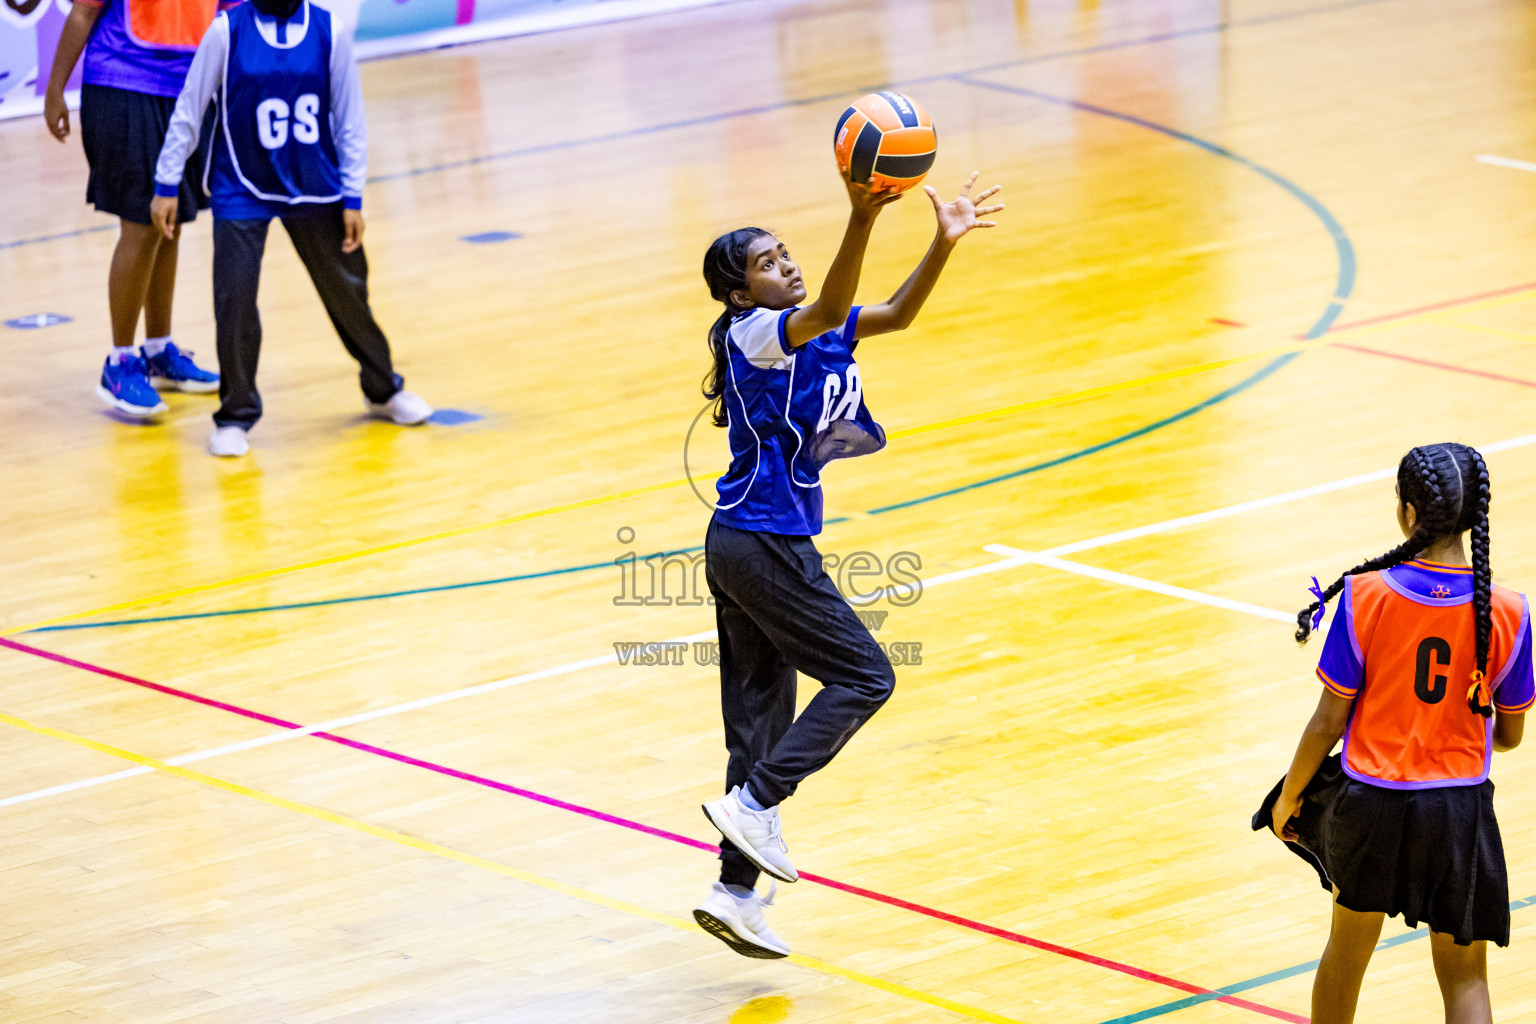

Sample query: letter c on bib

[256,98,290,150]
[293,94,321,145]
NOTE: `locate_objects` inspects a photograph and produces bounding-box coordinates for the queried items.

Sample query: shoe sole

[701,803,798,883]
[96,384,167,417]
[151,376,219,394]
[692,908,788,959]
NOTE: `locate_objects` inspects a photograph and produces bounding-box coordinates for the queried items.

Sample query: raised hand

[843,173,905,219]
[925,172,1003,244]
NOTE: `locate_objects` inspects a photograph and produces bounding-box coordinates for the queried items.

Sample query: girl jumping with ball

[692,170,1002,959]
[1258,443,1531,1024]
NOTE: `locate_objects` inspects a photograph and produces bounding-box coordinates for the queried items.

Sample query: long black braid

[1296,443,1495,715]
[701,228,771,428]
[1467,446,1494,714]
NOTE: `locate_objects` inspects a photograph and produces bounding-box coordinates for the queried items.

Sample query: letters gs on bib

[256,95,323,150]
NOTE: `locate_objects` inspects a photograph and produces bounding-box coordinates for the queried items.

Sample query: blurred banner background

[0,0,743,120]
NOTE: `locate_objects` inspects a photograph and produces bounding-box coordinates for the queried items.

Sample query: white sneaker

[703,786,797,883]
[367,390,432,426]
[693,882,790,959]
[208,425,249,458]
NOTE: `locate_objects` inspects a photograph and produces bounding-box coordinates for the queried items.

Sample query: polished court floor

[4,0,1536,1020]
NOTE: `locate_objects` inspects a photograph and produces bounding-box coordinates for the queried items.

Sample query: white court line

[1476,154,1536,174]
[984,546,1295,623]
[1,564,1049,807]
[8,432,1536,810]
[0,636,705,809]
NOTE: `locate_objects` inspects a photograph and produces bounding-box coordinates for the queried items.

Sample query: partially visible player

[1260,443,1531,1024]
[150,0,430,457]
[692,171,1002,958]
[44,0,223,417]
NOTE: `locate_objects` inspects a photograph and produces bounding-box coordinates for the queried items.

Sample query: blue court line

[26,358,1293,632]
[867,353,1298,515]
[1094,892,1536,1024]
[0,0,1396,248]
[953,77,1356,340]
[23,27,1357,634]
[29,557,640,631]
[24,517,841,631]
[0,223,115,251]
[366,0,1391,192]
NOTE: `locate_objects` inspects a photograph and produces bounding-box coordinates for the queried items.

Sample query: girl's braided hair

[701,228,772,429]
[1296,443,1495,715]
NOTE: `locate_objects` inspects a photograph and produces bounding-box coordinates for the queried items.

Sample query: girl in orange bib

[1258,442,1531,1024]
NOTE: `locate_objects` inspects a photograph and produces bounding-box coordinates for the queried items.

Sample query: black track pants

[705,516,895,888]
[212,207,402,429]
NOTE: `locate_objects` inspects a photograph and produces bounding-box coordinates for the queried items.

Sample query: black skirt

[1253,754,1510,946]
[80,84,213,226]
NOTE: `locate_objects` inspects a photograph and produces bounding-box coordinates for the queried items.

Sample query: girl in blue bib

[694,171,1003,958]
[150,0,430,457]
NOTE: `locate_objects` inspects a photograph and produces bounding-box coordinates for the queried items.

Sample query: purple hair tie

[1308,576,1327,630]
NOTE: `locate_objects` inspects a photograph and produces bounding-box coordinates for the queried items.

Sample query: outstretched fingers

[959,170,980,194]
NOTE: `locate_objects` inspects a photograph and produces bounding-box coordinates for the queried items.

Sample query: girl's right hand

[44,89,70,142]
[844,174,903,218]
[1271,791,1301,841]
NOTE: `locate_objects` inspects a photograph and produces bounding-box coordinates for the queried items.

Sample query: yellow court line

[10,281,1536,636]
[0,709,1027,1024]
[1427,315,1536,346]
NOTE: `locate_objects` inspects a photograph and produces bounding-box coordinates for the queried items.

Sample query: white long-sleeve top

[154,1,367,210]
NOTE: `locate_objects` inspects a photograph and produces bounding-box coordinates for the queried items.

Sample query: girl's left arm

[855,172,1004,340]
[329,12,368,251]
[1270,688,1354,839]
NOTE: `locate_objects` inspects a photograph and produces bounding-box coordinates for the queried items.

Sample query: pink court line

[0,636,1304,1024]
[1318,280,1536,335]
[1332,342,1536,389]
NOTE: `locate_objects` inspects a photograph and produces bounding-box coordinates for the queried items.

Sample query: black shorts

[1254,755,1510,946]
[80,83,213,226]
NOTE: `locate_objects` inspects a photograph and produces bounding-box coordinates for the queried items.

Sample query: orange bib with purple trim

[1341,570,1525,786]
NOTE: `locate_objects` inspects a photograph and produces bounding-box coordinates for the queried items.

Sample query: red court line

[0,636,1304,1023]
[1333,342,1536,389]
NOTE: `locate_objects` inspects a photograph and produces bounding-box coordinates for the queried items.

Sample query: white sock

[109,347,136,365]
[142,336,171,357]
[738,785,769,812]
[723,884,755,899]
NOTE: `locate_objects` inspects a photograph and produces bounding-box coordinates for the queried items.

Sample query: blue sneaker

[145,341,219,394]
[97,353,168,417]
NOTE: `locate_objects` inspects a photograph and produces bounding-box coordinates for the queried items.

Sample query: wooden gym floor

[3,0,1536,1020]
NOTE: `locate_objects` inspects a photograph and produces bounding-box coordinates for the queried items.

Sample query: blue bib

[714,306,886,536]
[215,1,340,206]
